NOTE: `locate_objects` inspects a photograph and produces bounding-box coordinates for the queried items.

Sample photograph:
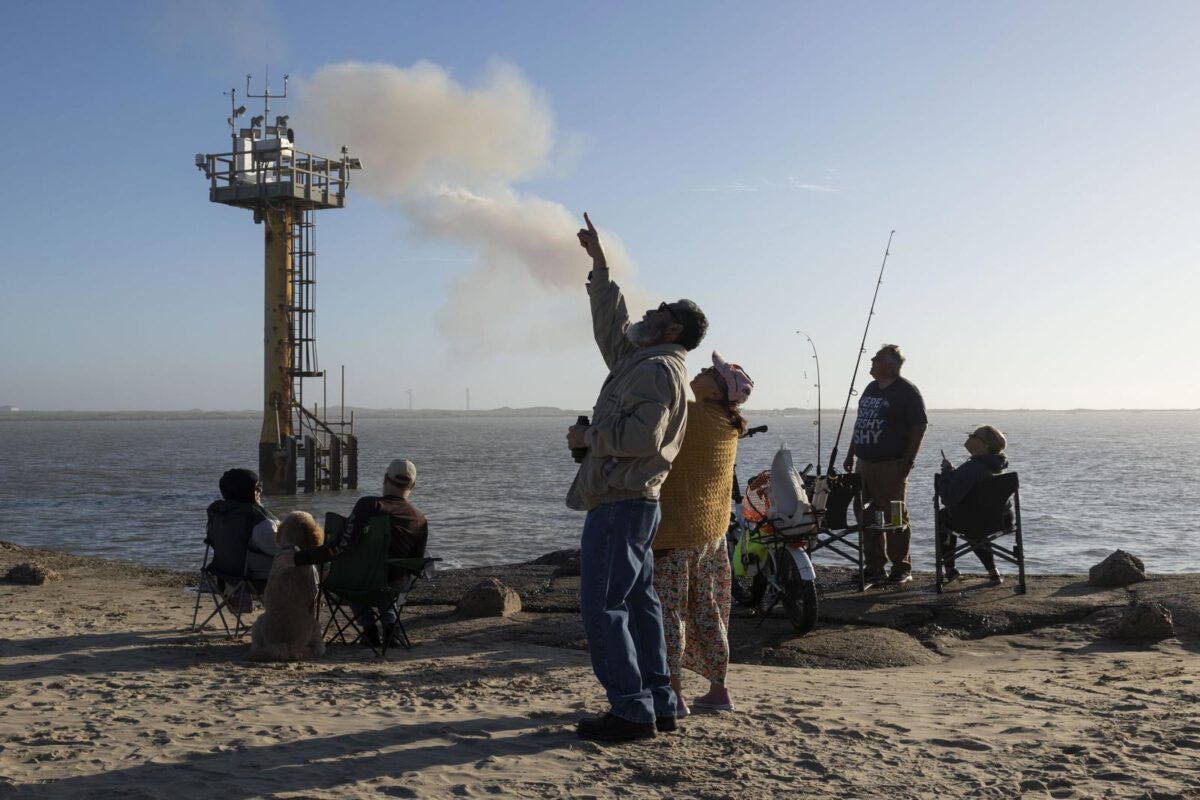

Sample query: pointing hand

[576,212,607,269]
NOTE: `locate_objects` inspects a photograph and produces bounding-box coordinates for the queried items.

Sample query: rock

[531,548,581,577]
[1088,550,1146,587]
[456,578,522,618]
[1107,601,1174,640]
[4,562,63,585]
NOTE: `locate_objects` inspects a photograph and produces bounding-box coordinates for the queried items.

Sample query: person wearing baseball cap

[652,351,754,717]
[842,344,929,586]
[938,425,1011,585]
[280,457,429,647]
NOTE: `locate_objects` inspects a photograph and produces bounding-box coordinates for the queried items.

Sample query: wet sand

[2,541,1198,799]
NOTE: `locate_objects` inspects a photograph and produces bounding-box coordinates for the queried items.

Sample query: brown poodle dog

[249,511,326,662]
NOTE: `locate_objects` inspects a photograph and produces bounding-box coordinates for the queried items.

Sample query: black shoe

[943,568,961,585]
[864,571,888,587]
[577,713,656,742]
[887,569,913,585]
[383,622,407,648]
[656,715,678,733]
[987,571,1004,586]
[360,624,382,648]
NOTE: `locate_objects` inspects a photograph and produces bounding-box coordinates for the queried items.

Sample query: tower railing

[202,147,351,210]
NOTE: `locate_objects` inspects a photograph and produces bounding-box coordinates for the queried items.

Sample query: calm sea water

[0,411,1196,574]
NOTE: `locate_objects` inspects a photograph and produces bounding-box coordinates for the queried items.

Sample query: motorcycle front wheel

[776,548,819,635]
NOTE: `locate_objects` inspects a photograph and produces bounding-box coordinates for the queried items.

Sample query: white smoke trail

[298,61,646,355]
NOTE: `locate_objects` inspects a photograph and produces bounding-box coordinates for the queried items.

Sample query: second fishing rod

[827,230,895,476]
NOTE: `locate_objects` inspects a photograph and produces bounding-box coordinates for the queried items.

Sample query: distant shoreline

[0,407,1196,422]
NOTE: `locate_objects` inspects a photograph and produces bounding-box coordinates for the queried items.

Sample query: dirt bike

[726,435,821,635]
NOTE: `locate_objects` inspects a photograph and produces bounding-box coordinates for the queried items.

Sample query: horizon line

[2,406,1196,416]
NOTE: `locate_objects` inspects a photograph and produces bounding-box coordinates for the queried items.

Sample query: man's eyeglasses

[657,302,681,324]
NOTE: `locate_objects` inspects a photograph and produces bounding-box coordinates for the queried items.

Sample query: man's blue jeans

[579,497,677,724]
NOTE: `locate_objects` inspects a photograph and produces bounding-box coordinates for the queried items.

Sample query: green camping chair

[191,502,270,639]
[320,512,437,656]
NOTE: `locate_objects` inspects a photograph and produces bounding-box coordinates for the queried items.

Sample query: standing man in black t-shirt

[842,344,928,585]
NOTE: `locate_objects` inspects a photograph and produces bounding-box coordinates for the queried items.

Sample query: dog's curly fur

[249,511,326,662]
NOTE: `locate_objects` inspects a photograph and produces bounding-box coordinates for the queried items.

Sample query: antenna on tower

[245,69,289,138]
[222,87,246,148]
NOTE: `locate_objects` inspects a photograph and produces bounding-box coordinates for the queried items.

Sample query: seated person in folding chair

[280,458,429,648]
[214,468,281,609]
[939,425,1012,586]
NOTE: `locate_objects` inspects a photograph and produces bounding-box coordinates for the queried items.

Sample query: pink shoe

[693,688,735,712]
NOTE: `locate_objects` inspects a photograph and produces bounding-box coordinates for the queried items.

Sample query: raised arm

[578,212,636,369]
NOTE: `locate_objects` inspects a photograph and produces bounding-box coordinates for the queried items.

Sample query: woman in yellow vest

[653,351,753,716]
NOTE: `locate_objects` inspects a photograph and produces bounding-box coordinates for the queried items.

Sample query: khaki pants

[856,459,911,575]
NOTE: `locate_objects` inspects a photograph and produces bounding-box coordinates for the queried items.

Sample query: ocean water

[0,411,1196,574]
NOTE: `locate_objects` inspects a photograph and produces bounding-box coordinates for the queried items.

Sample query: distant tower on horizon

[195,73,363,495]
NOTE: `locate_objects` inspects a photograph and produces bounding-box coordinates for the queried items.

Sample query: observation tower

[195,74,362,494]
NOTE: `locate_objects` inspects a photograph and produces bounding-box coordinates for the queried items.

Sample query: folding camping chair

[933,471,1027,594]
[320,512,438,656]
[805,472,867,589]
[191,503,270,638]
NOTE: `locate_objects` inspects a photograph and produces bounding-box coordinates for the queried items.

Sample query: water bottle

[572,415,590,463]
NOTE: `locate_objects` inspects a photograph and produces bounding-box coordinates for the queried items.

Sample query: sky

[1,0,1197,411]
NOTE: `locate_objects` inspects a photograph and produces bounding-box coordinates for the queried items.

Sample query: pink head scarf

[712,351,753,405]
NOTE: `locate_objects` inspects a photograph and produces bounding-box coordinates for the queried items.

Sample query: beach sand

[2,542,1198,799]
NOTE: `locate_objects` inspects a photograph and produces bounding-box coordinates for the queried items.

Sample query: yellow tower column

[259,206,296,493]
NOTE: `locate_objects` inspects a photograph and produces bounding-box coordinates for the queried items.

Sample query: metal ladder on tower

[288,208,331,490]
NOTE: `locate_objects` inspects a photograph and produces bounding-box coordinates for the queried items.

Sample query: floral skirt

[653,536,732,685]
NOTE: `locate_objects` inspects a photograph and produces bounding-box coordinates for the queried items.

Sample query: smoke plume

[298,61,645,354]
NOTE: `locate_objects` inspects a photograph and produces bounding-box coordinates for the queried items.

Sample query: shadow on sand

[8,713,576,798]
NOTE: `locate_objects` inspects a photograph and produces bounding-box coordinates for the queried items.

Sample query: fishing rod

[827,230,895,476]
[796,330,821,475]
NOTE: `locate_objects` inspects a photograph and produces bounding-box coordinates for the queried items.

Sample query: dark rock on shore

[1089,550,1146,587]
[760,626,943,669]
[4,562,63,585]
[0,540,192,588]
[1107,600,1174,640]
[531,548,580,576]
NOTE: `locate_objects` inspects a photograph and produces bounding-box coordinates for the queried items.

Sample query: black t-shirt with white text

[851,377,928,461]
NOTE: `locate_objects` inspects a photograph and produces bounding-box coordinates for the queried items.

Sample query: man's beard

[626,319,669,348]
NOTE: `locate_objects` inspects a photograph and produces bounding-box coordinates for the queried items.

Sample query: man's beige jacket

[566,268,689,512]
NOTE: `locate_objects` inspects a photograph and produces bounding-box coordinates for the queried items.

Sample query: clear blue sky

[1,0,1197,410]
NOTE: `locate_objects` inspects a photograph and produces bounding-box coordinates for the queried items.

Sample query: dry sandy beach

[2,541,1198,799]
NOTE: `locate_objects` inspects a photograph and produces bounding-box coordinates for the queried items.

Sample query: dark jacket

[295,494,428,582]
[940,453,1009,508]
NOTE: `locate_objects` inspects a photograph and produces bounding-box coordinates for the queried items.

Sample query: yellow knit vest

[652,400,739,549]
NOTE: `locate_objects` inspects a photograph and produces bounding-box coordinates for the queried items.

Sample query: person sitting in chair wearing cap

[279,458,429,647]
[939,425,1011,586]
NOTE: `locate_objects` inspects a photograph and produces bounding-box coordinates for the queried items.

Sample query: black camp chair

[320,512,438,656]
[191,503,270,638]
[805,472,867,589]
[933,471,1026,594]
